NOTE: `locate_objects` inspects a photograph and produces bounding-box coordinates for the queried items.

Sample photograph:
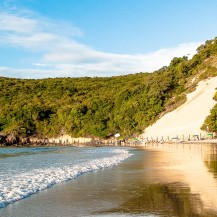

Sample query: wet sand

[1,144,217,217]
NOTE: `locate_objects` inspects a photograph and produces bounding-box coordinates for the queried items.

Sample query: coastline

[1,137,217,148]
[145,139,217,145]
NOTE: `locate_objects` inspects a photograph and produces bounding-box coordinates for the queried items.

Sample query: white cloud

[0,13,37,33]
[0,10,202,78]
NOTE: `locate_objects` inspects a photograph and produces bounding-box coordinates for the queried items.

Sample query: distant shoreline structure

[1,132,217,147]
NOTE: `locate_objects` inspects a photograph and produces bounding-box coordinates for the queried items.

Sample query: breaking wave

[0,148,132,208]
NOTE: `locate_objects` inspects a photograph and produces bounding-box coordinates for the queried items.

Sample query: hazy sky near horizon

[0,0,217,78]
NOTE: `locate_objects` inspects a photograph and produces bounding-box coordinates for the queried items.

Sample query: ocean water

[1,144,217,217]
[0,146,132,208]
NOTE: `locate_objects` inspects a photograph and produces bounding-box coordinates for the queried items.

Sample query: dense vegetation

[1,37,217,139]
[201,91,217,133]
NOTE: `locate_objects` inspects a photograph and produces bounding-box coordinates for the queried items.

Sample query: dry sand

[141,76,217,139]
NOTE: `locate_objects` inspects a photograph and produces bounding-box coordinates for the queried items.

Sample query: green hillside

[0,38,217,140]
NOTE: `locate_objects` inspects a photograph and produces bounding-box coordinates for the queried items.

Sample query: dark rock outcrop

[0,134,6,146]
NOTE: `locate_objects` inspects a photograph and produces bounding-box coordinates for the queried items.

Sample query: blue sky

[0,0,217,78]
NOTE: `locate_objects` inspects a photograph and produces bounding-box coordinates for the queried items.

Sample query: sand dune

[142,77,217,140]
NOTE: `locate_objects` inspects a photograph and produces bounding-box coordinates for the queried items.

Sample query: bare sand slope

[142,77,217,139]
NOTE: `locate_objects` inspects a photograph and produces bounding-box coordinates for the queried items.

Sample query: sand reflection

[96,144,217,216]
[144,143,217,215]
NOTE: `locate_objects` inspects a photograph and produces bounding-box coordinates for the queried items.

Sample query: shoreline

[1,138,217,149]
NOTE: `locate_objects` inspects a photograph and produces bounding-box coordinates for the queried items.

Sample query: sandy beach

[142,76,217,140]
[1,144,217,217]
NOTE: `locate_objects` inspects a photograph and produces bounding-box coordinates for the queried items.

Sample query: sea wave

[0,148,132,208]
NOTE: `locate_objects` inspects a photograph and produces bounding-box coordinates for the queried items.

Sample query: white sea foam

[0,148,132,208]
